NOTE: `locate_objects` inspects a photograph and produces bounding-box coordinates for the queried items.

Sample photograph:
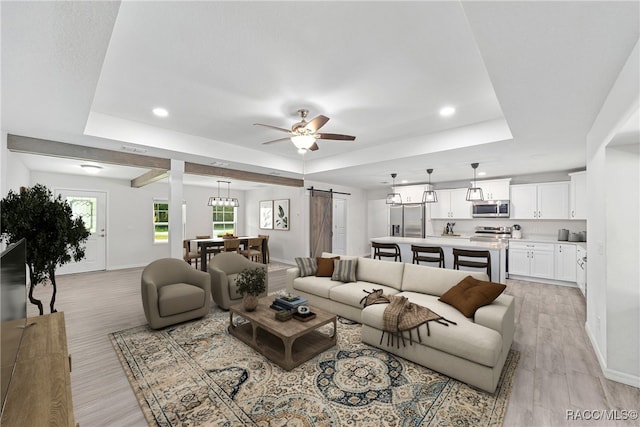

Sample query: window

[153,200,169,243]
[67,196,97,233]
[212,205,236,236]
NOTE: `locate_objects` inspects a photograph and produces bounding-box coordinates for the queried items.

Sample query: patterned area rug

[110,311,518,426]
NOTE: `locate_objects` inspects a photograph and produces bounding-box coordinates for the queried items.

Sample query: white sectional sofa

[286,254,515,393]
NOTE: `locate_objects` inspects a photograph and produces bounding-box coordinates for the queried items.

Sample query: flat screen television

[0,238,27,415]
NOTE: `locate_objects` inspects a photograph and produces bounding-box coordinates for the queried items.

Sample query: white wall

[28,171,246,270]
[244,180,370,263]
[1,133,30,196]
[605,144,639,378]
[586,38,639,387]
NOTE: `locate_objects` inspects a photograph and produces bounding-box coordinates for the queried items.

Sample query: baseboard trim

[507,274,577,288]
[586,321,640,388]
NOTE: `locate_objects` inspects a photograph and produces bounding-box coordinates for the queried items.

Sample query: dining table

[191,236,266,272]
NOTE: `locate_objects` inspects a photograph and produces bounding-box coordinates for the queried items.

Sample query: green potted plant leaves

[236,267,266,311]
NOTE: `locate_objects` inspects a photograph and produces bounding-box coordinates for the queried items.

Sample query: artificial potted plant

[235,267,266,311]
[0,184,90,314]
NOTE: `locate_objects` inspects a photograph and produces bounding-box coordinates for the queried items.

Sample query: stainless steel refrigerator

[389,204,425,238]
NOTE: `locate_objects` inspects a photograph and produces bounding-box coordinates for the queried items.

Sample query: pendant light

[465,163,484,201]
[385,173,402,205]
[422,169,438,203]
[208,180,239,207]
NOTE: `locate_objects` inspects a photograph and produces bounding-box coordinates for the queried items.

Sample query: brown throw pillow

[316,256,340,277]
[439,275,506,317]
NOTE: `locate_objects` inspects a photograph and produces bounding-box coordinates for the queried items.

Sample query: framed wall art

[259,200,273,229]
[273,199,290,231]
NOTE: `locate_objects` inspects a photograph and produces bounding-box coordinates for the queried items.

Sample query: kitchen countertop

[372,236,507,250]
[510,237,586,246]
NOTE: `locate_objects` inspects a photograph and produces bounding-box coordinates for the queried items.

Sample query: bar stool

[411,245,444,268]
[453,249,492,280]
[372,242,402,262]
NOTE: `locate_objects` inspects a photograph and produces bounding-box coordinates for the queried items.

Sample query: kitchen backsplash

[431,218,587,241]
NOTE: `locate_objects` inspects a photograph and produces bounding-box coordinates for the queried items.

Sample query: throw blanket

[360,289,456,348]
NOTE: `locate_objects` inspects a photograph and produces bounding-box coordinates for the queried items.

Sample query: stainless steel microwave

[472,200,510,218]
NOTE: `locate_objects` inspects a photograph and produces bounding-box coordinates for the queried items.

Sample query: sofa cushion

[361,292,502,367]
[356,257,405,289]
[292,276,343,299]
[295,257,317,277]
[316,256,339,277]
[401,263,489,296]
[439,276,506,317]
[330,282,400,308]
[158,283,205,317]
[332,259,357,283]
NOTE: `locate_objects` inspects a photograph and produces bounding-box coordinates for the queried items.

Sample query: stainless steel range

[470,226,512,242]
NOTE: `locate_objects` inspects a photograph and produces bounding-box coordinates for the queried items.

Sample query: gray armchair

[208,252,268,310]
[141,258,211,329]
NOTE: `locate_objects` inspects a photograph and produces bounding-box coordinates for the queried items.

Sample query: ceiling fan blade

[261,137,291,145]
[309,142,320,151]
[316,133,356,141]
[254,123,292,133]
[305,115,330,132]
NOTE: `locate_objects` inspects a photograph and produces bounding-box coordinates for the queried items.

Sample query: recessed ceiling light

[401,180,409,184]
[477,171,487,177]
[152,107,169,117]
[439,106,455,117]
[80,164,103,174]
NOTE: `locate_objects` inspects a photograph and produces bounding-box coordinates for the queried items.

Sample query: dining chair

[258,234,270,263]
[183,239,199,268]
[196,235,219,259]
[222,238,241,254]
[241,237,264,263]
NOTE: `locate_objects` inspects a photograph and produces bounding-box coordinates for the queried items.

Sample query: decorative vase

[243,294,259,312]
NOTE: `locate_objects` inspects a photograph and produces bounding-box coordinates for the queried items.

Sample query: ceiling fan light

[291,135,316,149]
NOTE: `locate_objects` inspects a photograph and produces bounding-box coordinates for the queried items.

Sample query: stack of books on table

[270,295,308,312]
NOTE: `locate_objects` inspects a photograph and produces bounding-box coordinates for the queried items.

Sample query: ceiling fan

[254,109,356,152]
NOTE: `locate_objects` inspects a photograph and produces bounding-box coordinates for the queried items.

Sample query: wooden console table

[1,312,75,426]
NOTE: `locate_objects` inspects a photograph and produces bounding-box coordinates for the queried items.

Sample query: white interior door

[332,198,347,255]
[55,189,107,274]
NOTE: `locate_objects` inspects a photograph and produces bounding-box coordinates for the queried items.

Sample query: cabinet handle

[571,210,575,218]
[538,210,541,218]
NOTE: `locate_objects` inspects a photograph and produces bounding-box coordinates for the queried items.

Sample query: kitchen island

[370,236,508,283]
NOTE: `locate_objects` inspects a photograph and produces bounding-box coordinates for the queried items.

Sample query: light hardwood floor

[27,268,638,427]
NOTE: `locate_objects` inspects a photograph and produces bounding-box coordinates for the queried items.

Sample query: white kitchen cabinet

[474,178,511,200]
[430,188,471,219]
[569,171,587,220]
[510,182,569,219]
[396,185,427,204]
[555,244,577,282]
[508,241,555,279]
